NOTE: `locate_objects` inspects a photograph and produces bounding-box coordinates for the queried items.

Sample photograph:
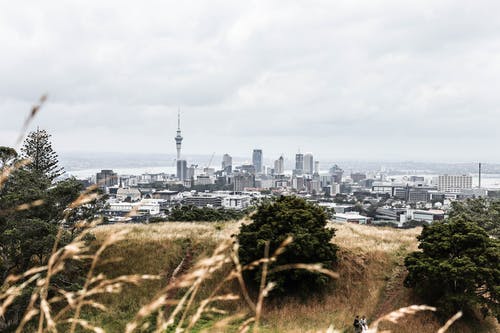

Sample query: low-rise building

[334,212,371,224]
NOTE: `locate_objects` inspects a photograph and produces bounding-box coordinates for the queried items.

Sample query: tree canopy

[20,128,63,181]
[404,216,500,320]
[237,196,338,297]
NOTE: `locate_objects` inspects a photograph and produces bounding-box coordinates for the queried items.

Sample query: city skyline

[2,1,500,162]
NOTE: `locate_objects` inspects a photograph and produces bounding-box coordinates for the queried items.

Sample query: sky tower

[175,109,183,160]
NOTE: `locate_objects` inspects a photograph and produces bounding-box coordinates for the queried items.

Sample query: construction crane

[205,152,215,169]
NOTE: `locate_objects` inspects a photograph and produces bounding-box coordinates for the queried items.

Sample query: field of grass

[84,221,499,333]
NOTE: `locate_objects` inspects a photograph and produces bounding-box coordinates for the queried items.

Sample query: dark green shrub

[404,216,500,319]
[237,196,338,297]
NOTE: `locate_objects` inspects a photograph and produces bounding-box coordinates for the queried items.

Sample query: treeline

[0,129,103,328]
[165,205,249,222]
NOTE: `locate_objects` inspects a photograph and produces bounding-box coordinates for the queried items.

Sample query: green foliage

[168,205,247,222]
[20,128,63,181]
[449,197,500,238]
[404,216,500,319]
[237,196,338,297]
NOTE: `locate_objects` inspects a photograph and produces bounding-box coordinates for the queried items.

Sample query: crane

[205,152,215,169]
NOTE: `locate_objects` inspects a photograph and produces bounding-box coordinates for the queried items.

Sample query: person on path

[353,315,362,333]
[360,315,368,332]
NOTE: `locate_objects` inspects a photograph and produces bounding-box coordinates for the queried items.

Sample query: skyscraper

[314,161,320,175]
[295,153,304,175]
[222,154,232,174]
[274,155,284,175]
[304,153,313,175]
[252,149,263,174]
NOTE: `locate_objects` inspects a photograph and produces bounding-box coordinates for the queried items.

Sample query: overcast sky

[1,0,500,163]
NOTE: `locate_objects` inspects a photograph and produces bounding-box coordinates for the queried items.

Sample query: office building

[177,160,188,181]
[329,165,344,183]
[96,169,118,188]
[274,155,285,175]
[437,175,472,193]
[252,149,263,174]
[233,172,255,192]
[222,154,232,174]
[304,153,314,175]
[295,153,304,175]
[314,161,320,175]
[351,173,367,183]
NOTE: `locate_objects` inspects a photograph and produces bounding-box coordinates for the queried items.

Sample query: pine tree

[20,128,63,181]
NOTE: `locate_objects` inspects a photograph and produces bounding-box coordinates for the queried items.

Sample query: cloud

[1,0,499,163]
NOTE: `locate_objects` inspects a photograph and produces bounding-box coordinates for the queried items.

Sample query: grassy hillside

[83,221,500,333]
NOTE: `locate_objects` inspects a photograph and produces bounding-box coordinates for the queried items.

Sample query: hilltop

[83,221,499,333]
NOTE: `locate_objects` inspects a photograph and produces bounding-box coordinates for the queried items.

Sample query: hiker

[360,315,368,332]
[353,315,362,333]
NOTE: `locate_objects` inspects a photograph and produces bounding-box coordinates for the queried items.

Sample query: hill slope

[85,221,499,333]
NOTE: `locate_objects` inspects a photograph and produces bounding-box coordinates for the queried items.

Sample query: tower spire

[175,108,183,160]
[177,108,180,130]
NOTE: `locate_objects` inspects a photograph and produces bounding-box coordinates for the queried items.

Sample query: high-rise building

[222,154,232,174]
[437,174,472,193]
[314,161,320,175]
[274,155,285,175]
[329,164,344,183]
[252,149,263,174]
[233,172,255,191]
[304,153,313,174]
[295,153,304,175]
[177,160,188,181]
[96,169,118,188]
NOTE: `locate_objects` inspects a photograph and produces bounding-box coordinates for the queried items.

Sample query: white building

[108,199,168,216]
[116,187,142,202]
[222,195,251,210]
[437,175,472,193]
[334,212,371,224]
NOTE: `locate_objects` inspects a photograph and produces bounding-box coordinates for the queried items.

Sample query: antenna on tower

[177,107,181,130]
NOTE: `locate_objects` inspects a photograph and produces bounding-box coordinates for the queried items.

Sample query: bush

[168,205,248,222]
[404,216,500,319]
[237,196,338,297]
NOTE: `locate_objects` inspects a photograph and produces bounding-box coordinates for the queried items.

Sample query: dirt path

[372,263,407,319]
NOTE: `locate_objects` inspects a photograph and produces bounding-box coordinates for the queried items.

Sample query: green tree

[404,216,500,319]
[20,128,63,181]
[237,196,338,297]
[449,198,500,238]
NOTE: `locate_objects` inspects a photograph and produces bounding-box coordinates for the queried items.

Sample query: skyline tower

[175,110,183,160]
[295,153,304,175]
[252,149,263,174]
[304,152,314,174]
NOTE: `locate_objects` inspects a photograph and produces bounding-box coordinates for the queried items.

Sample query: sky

[1,0,500,163]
